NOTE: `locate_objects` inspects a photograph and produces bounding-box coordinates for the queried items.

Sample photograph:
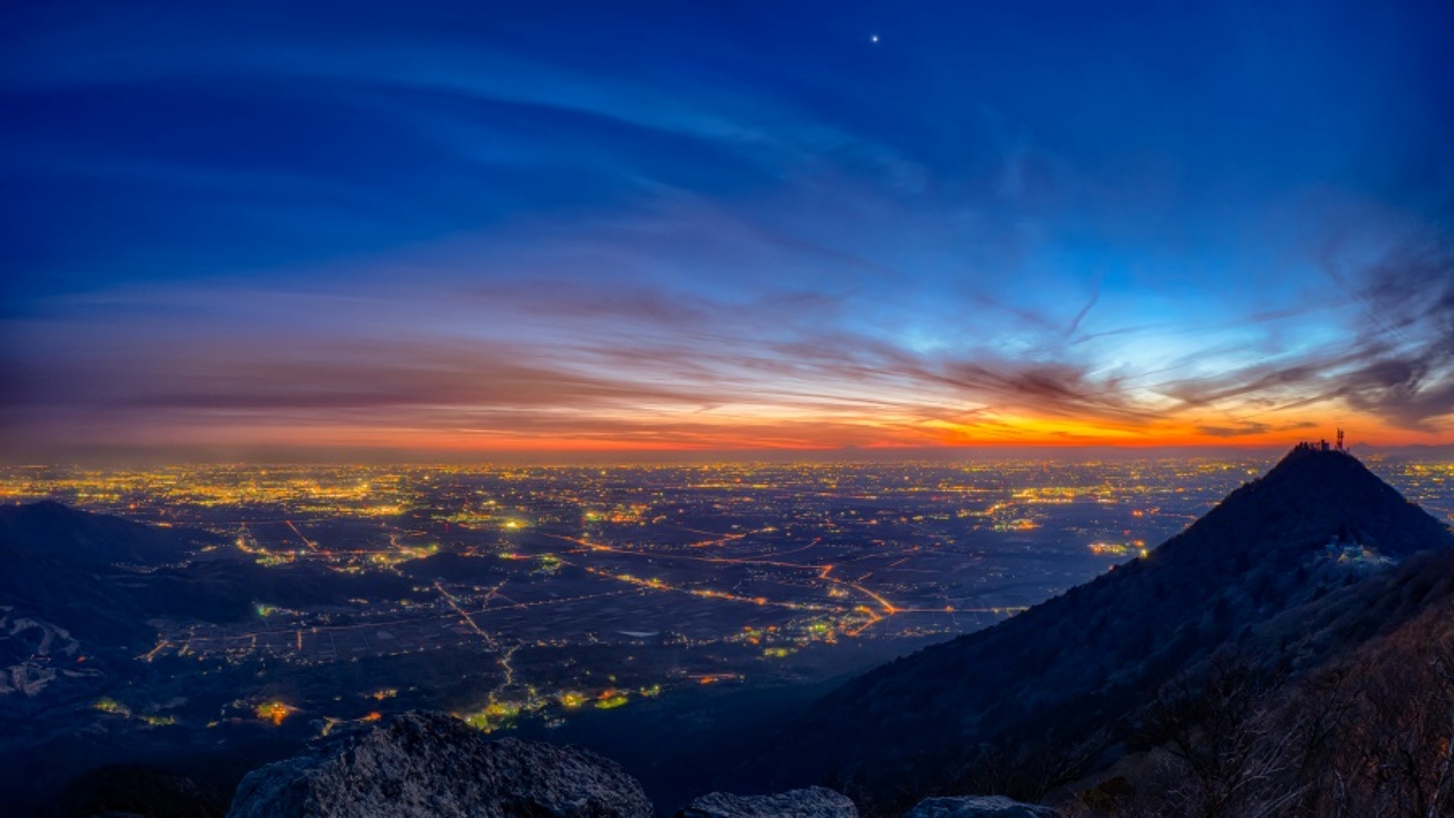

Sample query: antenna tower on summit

[1336,428,1345,451]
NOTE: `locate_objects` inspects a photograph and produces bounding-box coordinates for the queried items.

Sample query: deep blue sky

[3,0,1453,457]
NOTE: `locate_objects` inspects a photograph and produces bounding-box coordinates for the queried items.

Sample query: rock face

[675,786,857,818]
[902,796,1057,818]
[226,711,653,818]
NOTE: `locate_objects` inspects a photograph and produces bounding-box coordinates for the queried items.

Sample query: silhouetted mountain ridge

[0,501,413,643]
[744,446,1453,802]
[0,502,219,642]
[0,500,214,565]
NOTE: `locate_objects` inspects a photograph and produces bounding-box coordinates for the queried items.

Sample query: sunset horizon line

[6,436,1447,469]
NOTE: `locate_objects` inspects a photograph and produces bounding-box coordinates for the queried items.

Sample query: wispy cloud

[4,2,1453,456]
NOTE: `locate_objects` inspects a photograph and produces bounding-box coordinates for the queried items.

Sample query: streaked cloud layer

[3,0,1452,457]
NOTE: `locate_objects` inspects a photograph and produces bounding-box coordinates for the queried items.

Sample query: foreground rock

[675,786,857,817]
[902,796,1057,818]
[226,711,652,818]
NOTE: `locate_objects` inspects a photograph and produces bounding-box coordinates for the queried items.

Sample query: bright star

[870,34,879,43]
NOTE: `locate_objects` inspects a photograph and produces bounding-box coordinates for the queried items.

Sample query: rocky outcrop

[675,786,857,817]
[902,796,1057,818]
[225,711,653,818]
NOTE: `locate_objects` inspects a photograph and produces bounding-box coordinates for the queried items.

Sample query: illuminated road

[541,531,905,616]
[284,519,320,553]
[434,582,490,641]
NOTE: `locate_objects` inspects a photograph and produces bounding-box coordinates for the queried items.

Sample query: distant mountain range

[739,445,1454,813]
[1350,441,1454,460]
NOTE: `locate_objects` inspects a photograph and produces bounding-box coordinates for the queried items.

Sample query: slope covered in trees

[745,447,1453,810]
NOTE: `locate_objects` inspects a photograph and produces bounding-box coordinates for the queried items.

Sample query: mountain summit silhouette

[748,445,1454,801]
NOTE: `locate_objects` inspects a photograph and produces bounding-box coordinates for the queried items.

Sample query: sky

[3,0,1453,460]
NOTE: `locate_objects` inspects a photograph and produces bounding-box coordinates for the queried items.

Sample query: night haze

[5,0,1454,460]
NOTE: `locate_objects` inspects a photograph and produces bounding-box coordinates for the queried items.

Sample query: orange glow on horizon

[13,401,1451,458]
[68,428,1449,456]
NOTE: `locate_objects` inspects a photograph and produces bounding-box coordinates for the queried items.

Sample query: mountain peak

[749,445,1452,802]
[1161,444,1449,565]
[1263,441,1372,484]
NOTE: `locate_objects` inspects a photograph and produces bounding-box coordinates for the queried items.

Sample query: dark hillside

[0,501,414,640]
[0,500,215,565]
[1076,552,1454,817]
[745,447,1453,804]
[1227,543,1454,679]
[0,502,220,642]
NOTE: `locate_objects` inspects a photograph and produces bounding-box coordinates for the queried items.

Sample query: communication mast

[1336,428,1345,451]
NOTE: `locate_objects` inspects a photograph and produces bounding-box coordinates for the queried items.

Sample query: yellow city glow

[256,701,296,726]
